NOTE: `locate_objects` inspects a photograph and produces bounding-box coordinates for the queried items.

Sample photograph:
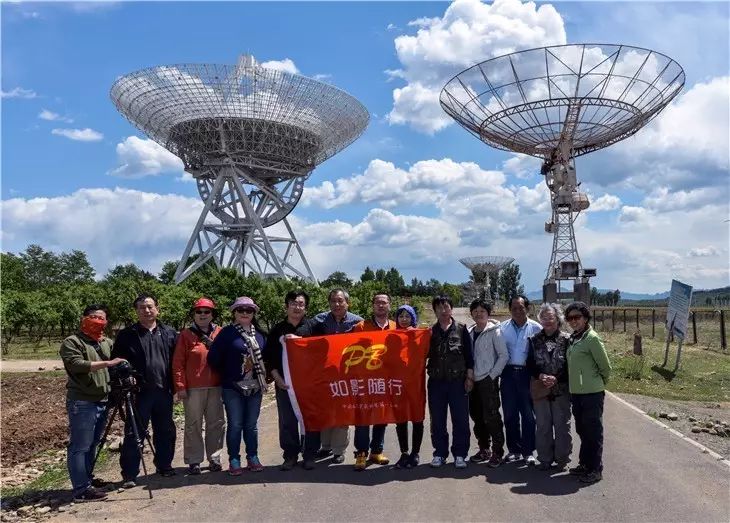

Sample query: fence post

[612,310,615,331]
[691,311,697,344]
[623,309,627,332]
[652,309,656,338]
[636,309,640,331]
[721,310,727,352]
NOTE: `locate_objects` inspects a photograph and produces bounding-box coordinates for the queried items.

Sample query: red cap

[193,297,216,310]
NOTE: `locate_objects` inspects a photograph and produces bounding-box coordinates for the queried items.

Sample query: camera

[108,360,136,393]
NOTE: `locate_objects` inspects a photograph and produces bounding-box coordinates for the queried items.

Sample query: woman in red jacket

[172,297,224,475]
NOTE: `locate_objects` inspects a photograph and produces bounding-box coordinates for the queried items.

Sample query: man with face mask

[60,304,127,502]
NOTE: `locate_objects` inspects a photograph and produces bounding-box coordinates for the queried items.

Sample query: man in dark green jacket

[60,304,127,502]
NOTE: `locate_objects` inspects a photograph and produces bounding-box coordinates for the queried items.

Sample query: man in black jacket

[112,294,178,487]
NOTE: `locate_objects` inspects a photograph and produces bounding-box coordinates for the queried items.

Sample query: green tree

[374,268,387,282]
[158,261,178,285]
[1,291,29,350]
[1,253,27,291]
[360,266,375,282]
[384,267,405,295]
[498,263,525,302]
[20,244,62,289]
[58,250,95,284]
[321,271,353,289]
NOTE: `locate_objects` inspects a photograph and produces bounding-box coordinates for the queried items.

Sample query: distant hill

[526,286,730,307]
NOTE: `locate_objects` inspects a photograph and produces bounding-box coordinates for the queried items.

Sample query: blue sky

[2,0,729,293]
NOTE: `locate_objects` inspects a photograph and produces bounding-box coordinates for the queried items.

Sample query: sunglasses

[194,309,212,315]
[235,308,255,314]
[566,314,584,321]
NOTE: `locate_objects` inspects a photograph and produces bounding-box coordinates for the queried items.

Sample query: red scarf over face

[81,317,107,341]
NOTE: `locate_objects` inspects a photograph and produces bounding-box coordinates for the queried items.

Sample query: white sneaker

[430,456,445,468]
[454,456,467,469]
[525,455,537,466]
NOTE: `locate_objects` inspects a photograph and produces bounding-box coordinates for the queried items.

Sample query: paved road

[57,391,729,522]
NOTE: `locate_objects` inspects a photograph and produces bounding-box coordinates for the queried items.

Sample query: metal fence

[591,307,728,352]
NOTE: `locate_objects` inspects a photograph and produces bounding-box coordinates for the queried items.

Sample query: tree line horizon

[2,245,727,352]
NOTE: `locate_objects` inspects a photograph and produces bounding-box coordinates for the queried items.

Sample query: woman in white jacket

[467,299,509,467]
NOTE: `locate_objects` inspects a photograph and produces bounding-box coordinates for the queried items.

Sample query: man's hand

[464,377,474,393]
[107,358,127,368]
[243,357,253,373]
[275,377,290,390]
[175,390,187,402]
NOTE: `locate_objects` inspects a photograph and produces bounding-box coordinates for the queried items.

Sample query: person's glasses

[194,309,212,315]
[288,302,307,309]
[235,308,255,314]
[566,314,583,321]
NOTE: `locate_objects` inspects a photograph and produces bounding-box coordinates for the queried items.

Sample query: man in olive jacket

[60,304,127,502]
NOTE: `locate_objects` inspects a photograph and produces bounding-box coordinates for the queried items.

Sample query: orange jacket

[352,319,397,332]
[172,325,222,391]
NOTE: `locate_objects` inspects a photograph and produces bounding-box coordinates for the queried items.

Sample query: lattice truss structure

[441,44,684,292]
[460,256,514,301]
[111,56,369,282]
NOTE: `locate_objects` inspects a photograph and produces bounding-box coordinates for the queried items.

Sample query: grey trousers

[534,393,572,465]
[182,387,225,465]
[320,426,350,455]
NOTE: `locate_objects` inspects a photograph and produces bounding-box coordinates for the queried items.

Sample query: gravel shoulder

[614,392,730,459]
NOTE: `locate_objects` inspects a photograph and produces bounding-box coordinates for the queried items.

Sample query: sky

[2,0,729,293]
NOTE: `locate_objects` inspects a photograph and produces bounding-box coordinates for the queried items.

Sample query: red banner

[283,329,430,432]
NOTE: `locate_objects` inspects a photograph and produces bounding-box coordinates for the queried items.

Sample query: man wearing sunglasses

[112,294,179,488]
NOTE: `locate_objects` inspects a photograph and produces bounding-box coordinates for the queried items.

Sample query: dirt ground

[1,374,68,468]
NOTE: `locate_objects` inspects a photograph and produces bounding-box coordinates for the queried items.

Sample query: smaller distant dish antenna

[441,44,684,304]
[459,255,515,302]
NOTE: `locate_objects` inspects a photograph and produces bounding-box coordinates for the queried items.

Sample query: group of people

[59,287,611,502]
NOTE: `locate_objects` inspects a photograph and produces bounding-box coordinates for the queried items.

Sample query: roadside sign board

[666,279,693,340]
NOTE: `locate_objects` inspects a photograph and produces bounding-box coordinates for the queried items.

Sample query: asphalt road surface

[56,391,729,522]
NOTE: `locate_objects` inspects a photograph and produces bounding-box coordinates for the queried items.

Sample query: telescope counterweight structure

[442,44,684,303]
[111,55,369,283]
[459,256,514,302]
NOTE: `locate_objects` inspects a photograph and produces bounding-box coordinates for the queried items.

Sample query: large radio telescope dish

[442,44,684,303]
[460,256,514,301]
[111,55,369,283]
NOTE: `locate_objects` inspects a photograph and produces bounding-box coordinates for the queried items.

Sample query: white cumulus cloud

[51,128,103,142]
[1,87,37,99]
[108,136,185,178]
[1,188,202,276]
[589,194,622,212]
[387,0,566,134]
[38,109,73,123]
[687,246,721,258]
[260,58,299,75]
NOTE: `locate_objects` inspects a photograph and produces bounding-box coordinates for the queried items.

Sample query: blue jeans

[427,378,470,459]
[120,388,176,480]
[500,366,536,455]
[222,388,262,461]
[66,399,108,496]
[354,424,386,455]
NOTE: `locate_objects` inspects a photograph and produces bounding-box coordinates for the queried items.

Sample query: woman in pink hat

[172,297,224,475]
[207,296,268,475]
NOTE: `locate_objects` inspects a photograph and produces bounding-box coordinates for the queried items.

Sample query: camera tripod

[92,388,156,499]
